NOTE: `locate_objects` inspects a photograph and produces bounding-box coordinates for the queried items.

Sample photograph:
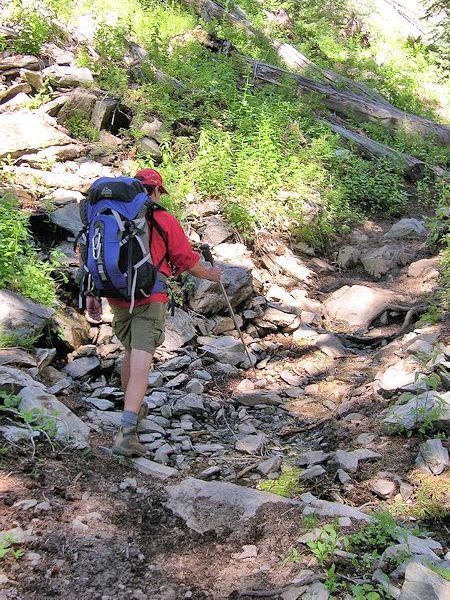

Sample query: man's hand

[187,262,222,282]
[206,267,221,282]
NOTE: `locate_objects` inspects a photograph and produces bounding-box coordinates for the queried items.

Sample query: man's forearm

[187,260,221,282]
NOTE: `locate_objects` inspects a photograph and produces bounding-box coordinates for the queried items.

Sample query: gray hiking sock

[121,410,138,428]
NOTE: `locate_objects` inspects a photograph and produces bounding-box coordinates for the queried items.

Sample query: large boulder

[162,308,196,351]
[90,97,118,130]
[188,262,252,314]
[361,245,414,278]
[42,65,93,87]
[384,218,427,240]
[57,88,98,125]
[324,285,402,331]
[0,290,54,340]
[381,391,450,434]
[0,112,72,159]
[399,560,450,600]
[198,335,248,366]
[165,477,295,534]
[0,366,45,394]
[19,387,90,448]
[49,202,83,236]
[199,216,234,246]
[0,55,40,72]
[52,307,91,350]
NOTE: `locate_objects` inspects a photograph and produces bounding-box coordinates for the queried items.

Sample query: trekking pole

[200,243,256,376]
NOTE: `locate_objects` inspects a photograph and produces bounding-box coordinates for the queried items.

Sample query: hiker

[79,168,221,456]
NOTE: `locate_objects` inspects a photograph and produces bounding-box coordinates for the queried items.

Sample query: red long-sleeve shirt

[107,210,200,308]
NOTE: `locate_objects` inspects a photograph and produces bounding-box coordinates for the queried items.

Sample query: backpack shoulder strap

[147,203,171,267]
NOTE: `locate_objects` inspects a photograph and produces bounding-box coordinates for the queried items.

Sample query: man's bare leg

[123,348,153,414]
[112,348,153,456]
[121,348,131,392]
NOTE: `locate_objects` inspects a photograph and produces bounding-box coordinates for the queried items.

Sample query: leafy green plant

[0,331,40,350]
[12,4,55,55]
[28,78,54,110]
[280,546,302,566]
[65,111,100,142]
[348,512,398,555]
[257,466,302,498]
[325,563,340,593]
[302,513,320,530]
[96,64,129,94]
[0,534,24,561]
[0,194,59,305]
[351,583,386,599]
[0,391,21,409]
[306,523,341,565]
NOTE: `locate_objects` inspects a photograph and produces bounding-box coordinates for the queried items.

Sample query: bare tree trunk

[250,60,450,145]
[317,118,426,180]
[272,41,392,106]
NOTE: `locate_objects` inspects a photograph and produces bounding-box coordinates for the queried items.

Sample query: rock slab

[165,477,296,534]
[19,386,90,448]
[0,112,72,159]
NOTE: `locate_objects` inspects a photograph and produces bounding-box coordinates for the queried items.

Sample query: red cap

[135,168,168,194]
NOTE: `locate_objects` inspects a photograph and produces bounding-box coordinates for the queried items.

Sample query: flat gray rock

[381,391,450,434]
[165,477,297,534]
[188,263,253,315]
[0,348,36,368]
[384,218,427,240]
[361,244,414,279]
[0,112,71,159]
[298,450,330,466]
[85,397,114,411]
[235,432,266,455]
[172,393,205,416]
[42,65,93,87]
[19,386,90,448]
[198,335,248,366]
[200,216,233,246]
[233,391,283,407]
[418,438,449,475]
[378,357,426,392]
[314,333,350,358]
[299,465,326,480]
[301,492,370,521]
[86,409,121,429]
[63,356,100,378]
[256,456,282,476]
[399,560,450,600]
[324,284,401,331]
[331,449,380,473]
[0,366,45,394]
[0,289,54,341]
[162,308,196,351]
[49,203,83,236]
[129,457,177,481]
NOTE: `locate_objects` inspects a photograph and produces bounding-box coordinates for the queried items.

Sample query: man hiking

[82,168,221,456]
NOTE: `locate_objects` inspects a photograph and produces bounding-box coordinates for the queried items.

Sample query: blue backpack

[76,176,168,312]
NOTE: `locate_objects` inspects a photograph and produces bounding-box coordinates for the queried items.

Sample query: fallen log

[272,40,392,106]
[250,60,450,145]
[182,0,392,105]
[317,118,426,180]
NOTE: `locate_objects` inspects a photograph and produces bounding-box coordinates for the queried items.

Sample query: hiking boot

[112,426,146,457]
[137,402,148,425]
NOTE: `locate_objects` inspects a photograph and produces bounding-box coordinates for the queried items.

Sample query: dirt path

[1,217,448,600]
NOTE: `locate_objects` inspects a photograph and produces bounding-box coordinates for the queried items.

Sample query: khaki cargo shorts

[112,302,166,354]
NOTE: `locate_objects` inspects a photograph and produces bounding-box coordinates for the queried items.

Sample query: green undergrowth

[0,194,60,306]
[257,465,303,497]
[3,0,448,248]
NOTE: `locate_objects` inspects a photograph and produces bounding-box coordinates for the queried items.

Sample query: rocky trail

[0,38,449,600]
